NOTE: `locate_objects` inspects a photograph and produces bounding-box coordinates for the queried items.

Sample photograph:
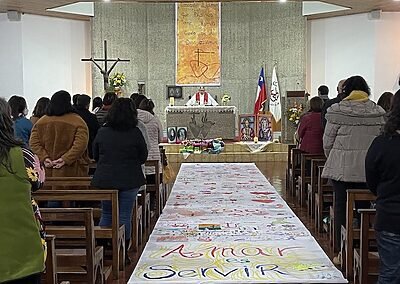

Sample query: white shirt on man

[186,91,218,106]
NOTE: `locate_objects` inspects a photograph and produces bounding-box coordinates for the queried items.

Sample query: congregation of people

[0,90,162,283]
[296,75,399,284]
[2,74,400,283]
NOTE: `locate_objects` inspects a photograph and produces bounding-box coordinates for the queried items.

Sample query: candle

[254,136,258,143]
[169,97,175,106]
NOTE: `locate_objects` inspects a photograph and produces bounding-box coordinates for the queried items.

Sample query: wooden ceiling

[0,0,399,21]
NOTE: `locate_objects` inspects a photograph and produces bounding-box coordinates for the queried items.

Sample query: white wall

[308,12,400,102]
[374,13,400,96]
[0,14,24,96]
[0,13,91,114]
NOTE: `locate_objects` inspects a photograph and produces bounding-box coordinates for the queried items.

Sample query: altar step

[163,142,288,163]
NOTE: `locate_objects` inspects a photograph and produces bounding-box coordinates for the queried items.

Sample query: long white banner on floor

[129,163,347,283]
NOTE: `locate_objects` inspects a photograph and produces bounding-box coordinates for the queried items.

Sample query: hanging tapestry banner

[176,2,221,86]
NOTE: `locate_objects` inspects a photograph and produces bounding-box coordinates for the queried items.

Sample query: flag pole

[264,62,269,113]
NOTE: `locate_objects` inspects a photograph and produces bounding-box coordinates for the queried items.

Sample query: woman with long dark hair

[366,90,400,283]
[92,98,148,253]
[0,98,46,283]
[30,97,50,125]
[92,96,103,113]
[377,91,394,113]
[8,95,33,145]
[30,90,89,177]
[322,75,385,263]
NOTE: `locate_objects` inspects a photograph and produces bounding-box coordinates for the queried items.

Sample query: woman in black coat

[365,90,400,284]
[92,98,148,249]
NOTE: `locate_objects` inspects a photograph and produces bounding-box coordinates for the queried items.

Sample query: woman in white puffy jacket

[322,75,385,261]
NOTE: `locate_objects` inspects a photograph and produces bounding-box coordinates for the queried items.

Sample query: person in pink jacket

[297,97,324,154]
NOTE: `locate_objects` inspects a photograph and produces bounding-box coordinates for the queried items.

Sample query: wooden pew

[160,147,171,202]
[40,208,105,283]
[342,189,376,279]
[135,187,149,247]
[290,148,303,198]
[353,209,378,284]
[299,153,325,207]
[314,165,333,234]
[44,177,92,188]
[43,235,57,284]
[329,205,335,248]
[33,190,124,280]
[145,160,162,224]
[307,158,326,217]
[131,198,143,253]
[285,144,296,196]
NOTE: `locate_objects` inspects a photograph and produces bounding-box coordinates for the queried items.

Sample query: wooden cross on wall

[81,40,130,91]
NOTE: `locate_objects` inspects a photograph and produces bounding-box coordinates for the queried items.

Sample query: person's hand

[44,158,53,168]
[52,158,65,169]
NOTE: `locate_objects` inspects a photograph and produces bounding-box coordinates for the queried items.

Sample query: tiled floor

[112,161,336,283]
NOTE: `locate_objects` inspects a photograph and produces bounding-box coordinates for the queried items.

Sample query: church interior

[1,0,400,283]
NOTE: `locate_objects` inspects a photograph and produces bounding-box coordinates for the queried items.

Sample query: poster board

[175,3,221,86]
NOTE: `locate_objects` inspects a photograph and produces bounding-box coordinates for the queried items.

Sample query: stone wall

[92,2,306,132]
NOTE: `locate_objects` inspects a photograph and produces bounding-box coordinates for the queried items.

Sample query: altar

[165,106,237,140]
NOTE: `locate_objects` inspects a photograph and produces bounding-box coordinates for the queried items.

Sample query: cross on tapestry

[175,3,221,86]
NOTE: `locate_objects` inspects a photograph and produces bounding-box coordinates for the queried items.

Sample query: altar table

[129,163,347,283]
[166,106,237,140]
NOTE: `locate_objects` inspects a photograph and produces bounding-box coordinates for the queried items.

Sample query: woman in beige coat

[322,75,385,260]
[30,90,89,177]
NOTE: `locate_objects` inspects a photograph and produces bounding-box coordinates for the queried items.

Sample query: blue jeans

[99,188,139,241]
[376,230,400,284]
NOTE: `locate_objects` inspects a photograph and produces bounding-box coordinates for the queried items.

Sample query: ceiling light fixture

[279,0,287,3]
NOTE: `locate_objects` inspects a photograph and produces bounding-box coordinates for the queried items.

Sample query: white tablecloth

[239,141,273,153]
[129,163,347,283]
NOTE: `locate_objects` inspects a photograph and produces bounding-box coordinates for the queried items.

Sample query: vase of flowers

[287,102,303,126]
[221,93,231,106]
[110,72,127,96]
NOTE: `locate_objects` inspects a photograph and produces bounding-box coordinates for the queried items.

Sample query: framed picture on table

[239,114,256,141]
[167,127,177,144]
[256,114,273,142]
[176,127,188,143]
[167,86,183,99]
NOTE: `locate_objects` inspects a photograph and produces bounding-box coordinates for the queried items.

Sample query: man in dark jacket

[321,79,346,128]
[75,94,99,159]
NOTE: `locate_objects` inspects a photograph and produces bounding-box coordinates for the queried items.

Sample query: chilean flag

[254,67,267,114]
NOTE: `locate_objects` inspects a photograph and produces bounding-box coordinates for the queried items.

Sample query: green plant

[110,72,127,88]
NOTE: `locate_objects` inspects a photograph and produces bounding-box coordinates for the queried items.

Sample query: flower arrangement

[221,93,231,105]
[110,72,127,88]
[287,102,303,125]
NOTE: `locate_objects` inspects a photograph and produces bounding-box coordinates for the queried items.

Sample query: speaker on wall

[7,11,22,22]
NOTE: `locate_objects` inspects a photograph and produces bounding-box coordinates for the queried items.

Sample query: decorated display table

[166,106,237,140]
[161,142,288,163]
[129,163,347,283]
